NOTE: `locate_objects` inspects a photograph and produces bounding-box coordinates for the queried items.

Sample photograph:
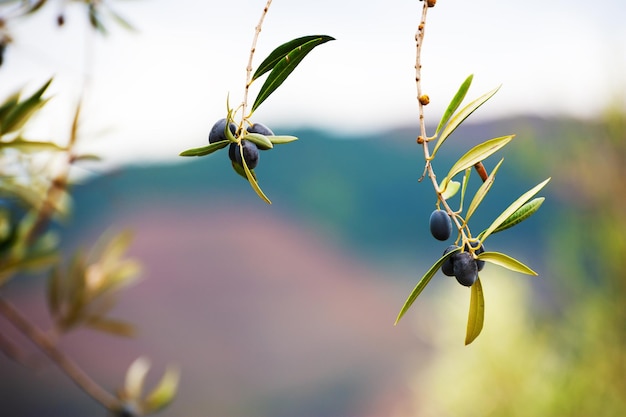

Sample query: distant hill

[67,115,560,273]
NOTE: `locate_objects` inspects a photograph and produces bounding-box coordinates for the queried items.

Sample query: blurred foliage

[0,2,179,416]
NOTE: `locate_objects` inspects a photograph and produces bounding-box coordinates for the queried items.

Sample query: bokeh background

[1,1,625,416]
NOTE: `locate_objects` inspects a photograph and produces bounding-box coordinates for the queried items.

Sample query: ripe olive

[229,140,259,169]
[209,118,236,143]
[441,245,459,277]
[248,122,274,137]
[429,209,452,241]
[453,251,478,287]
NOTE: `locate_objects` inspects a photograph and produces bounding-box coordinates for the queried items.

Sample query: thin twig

[414,1,467,237]
[0,296,118,410]
[241,0,273,122]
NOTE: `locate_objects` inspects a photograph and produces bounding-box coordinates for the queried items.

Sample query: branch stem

[0,297,118,410]
[242,0,273,122]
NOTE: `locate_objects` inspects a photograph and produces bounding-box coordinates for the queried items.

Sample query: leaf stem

[242,0,273,122]
[0,296,118,410]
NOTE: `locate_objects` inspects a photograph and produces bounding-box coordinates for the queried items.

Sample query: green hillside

[69,117,559,272]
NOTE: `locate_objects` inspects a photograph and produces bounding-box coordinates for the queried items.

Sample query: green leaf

[251,36,335,112]
[239,144,271,204]
[143,365,181,414]
[465,158,504,222]
[395,247,461,325]
[125,357,151,400]
[435,74,473,136]
[252,35,335,81]
[242,132,273,150]
[443,135,514,189]
[440,179,460,200]
[479,178,551,242]
[85,316,136,337]
[492,197,545,234]
[179,140,229,157]
[105,5,136,32]
[477,251,538,275]
[0,91,20,121]
[1,79,53,135]
[269,135,298,145]
[465,277,484,345]
[0,138,67,153]
[458,168,472,212]
[431,84,501,158]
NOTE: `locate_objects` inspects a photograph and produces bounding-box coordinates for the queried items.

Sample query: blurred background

[0,1,625,416]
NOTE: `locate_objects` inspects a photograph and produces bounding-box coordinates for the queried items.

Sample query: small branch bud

[418,95,430,105]
[427,0,437,7]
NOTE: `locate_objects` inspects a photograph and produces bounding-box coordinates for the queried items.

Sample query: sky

[1,0,625,165]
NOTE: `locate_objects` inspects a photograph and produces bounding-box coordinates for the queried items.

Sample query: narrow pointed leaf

[465,158,504,221]
[106,5,136,32]
[269,135,298,145]
[432,84,501,158]
[479,178,550,241]
[435,74,473,136]
[1,79,53,134]
[252,35,334,81]
[144,365,181,414]
[477,251,538,275]
[443,135,513,188]
[492,197,545,234]
[465,277,484,345]
[125,357,151,400]
[242,132,273,150]
[459,168,472,212]
[0,138,67,153]
[231,161,251,180]
[395,247,461,325]
[179,140,229,157]
[240,145,271,204]
[251,36,335,112]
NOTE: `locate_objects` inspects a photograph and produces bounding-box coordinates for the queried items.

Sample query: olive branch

[394,0,550,345]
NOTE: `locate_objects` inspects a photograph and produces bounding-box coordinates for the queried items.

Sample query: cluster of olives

[208,118,275,171]
[429,209,485,287]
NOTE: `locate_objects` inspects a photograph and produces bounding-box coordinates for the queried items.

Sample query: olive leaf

[476,251,537,276]
[239,144,271,204]
[252,35,335,81]
[465,158,504,222]
[443,135,514,189]
[435,74,473,136]
[1,78,53,135]
[431,84,501,159]
[465,277,484,345]
[179,140,229,157]
[479,177,551,242]
[241,132,273,150]
[0,138,67,153]
[143,365,181,414]
[440,179,460,200]
[395,246,462,325]
[491,197,545,234]
[269,135,299,145]
[251,35,335,112]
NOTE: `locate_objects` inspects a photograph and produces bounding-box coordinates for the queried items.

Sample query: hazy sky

[2,0,625,164]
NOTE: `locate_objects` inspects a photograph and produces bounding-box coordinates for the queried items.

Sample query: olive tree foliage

[0,1,178,417]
